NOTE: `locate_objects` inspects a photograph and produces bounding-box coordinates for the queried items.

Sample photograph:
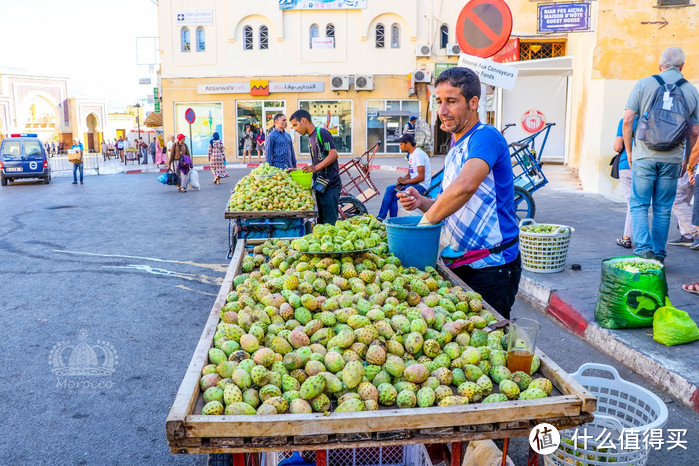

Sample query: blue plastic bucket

[384,216,444,269]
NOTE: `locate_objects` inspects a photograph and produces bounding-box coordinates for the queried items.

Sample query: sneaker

[636,250,656,260]
[668,235,694,246]
[72,181,77,184]
[80,181,84,184]
[691,239,699,250]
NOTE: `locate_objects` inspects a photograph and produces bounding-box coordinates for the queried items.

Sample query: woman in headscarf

[155,134,167,166]
[208,131,229,184]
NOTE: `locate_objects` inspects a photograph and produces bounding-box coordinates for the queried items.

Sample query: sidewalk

[517,168,699,412]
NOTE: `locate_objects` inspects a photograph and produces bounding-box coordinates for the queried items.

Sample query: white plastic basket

[518,219,574,273]
[545,363,668,466]
[266,445,431,466]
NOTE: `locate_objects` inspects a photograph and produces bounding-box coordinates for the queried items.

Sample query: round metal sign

[185,108,196,124]
[456,0,513,58]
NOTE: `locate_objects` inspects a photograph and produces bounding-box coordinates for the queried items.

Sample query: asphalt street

[0,168,696,465]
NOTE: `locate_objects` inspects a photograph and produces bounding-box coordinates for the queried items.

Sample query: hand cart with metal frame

[337,141,382,219]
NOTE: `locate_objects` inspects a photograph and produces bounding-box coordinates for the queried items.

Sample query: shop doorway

[86,113,99,152]
[236,100,285,157]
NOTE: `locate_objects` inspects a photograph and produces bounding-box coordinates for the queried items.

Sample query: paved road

[0,170,695,465]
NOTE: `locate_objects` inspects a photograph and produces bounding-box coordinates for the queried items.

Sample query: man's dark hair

[434,67,481,102]
[289,109,312,124]
[273,113,286,122]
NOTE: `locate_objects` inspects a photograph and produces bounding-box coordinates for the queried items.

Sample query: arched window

[391,23,400,48]
[309,24,319,48]
[244,25,253,50]
[196,27,205,52]
[375,23,385,48]
[326,23,335,48]
[440,24,449,49]
[181,27,191,52]
[259,25,269,50]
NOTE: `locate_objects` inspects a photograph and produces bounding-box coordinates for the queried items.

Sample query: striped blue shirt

[265,129,296,169]
[440,123,519,269]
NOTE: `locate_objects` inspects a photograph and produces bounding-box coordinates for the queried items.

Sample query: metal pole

[189,123,193,157]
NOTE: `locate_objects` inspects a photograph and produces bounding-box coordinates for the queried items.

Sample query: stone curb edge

[517,275,699,413]
[122,162,410,175]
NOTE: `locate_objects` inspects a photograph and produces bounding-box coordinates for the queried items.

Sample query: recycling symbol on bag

[625,290,662,318]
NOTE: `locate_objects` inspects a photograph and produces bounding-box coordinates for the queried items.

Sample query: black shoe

[690,239,699,250]
[72,181,77,184]
[80,181,84,184]
[636,250,655,260]
[668,235,694,246]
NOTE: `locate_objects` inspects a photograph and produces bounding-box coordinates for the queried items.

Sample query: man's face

[289,117,310,136]
[435,81,478,135]
[399,142,408,152]
[275,116,288,131]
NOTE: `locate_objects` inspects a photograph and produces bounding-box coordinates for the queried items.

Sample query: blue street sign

[538,2,591,33]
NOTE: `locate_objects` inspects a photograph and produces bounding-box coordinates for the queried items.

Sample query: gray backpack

[637,75,690,151]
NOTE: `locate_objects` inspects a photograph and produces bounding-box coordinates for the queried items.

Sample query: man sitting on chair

[377,134,431,221]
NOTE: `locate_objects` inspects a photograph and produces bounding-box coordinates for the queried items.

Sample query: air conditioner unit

[415,44,431,57]
[354,75,374,91]
[446,43,461,56]
[414,70,433,83]
[330,75,350,91]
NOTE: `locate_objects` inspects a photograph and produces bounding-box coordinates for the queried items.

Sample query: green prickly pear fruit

[357,381,379,402]
[282,374,301,392]
[430,367,453,385]
[519,387,548,400]
[217,361,238,379]
[282,390,301,405]
[511,371,533,391]
[365,345,387,366]
[250,365,270,387]
[422,376,440,390]
[489,350,508,367]
[530,354,541,374]
[300,374,326,399]
[477,360,492,376]
[404,332,424,354]
[324,351,346,373]
[422,339,441,358]
[319,372,343,393]
[200,373,222,392]
[452,368,466,387]
[529,378,553,395]
[342,360,365,388]
[463,364,484,382]
[377,382,398,406]
[386,339,405,357]
[383,355,406,378]
[257,403,278,415]
[396,389,417,408]
[336,398,365,412]
[310,393,331,412]
[456,381,480,402]
[305,360,326,376]
[434,385,453,403]
[252,348,275,368]
[364,399,379,410]
[289,398,313,413]
[438,395,467,407]
[288,329,310,349]
[240,334,260,353]
[403,363,429,384]
[224,401,256,415]
[209,348,227,366]
[469,329,488,347]
[499,380,520,400]
[460,347,481,365]
[482,393,508,403]
[242,388,260,408]
[203,387,224,403]
[417,386,436,407]
[259,384,282,401]
[490,365,512,384]
[264,396,289,414]
[223,384,243,405]
[202,400,224,415]
[476,374,493,397]
[364,364,382,382]
[373,369,392,386]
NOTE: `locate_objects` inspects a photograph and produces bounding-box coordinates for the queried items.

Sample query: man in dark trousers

[289,109,341,225]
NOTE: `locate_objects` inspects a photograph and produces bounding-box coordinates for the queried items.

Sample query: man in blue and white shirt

[399,67,521,318]
[265,114,297,169]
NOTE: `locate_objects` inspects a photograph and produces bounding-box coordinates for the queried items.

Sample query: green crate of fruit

[518,219,574,273]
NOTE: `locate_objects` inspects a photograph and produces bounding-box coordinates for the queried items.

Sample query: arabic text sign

[538,2,590,33]
[269,81,325,93]
[458,54,519,90]
[176,10,213,25]
[279,0,367,10]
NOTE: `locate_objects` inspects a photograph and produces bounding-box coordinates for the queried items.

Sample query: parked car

[0,134,51,186]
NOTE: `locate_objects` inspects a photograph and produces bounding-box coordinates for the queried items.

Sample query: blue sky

[0,0,159,111]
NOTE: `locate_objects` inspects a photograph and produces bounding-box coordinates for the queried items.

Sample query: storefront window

[236,100,285,157]
[298,100,352,154]
[174,103,223,155]
[366,100,419,153]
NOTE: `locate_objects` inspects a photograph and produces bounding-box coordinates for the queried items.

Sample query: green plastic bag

[653,298,699,346]
[594,257,667,329]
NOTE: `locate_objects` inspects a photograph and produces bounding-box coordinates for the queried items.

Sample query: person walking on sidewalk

[255,130,266,162]
[614,116,637,249]
[266,114,296,170]
[398,67,521,319]
[623,47,699,262]
[290,109,341,225]
[208,132,229,184]
[71,139,84,184]
[682,139,699,293]
[377,133,432,220]
[170,134,192,193]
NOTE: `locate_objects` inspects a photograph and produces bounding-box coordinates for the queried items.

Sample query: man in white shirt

[377,133,432,220]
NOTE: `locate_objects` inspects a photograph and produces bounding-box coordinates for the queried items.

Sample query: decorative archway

[17,92,60,142]
[86,113,99,152]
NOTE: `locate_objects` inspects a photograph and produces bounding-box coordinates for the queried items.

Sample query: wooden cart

[167,240,596,464]
[225,207,317,259]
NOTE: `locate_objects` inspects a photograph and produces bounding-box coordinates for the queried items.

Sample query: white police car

[0,134,51,186]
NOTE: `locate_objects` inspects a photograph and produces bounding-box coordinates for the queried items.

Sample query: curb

[120,162,410,175]
[518,275,699,412]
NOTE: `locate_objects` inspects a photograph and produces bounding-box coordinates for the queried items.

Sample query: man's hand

[398,186,423,211]
[397,176,407,184]
[302,165,315,173]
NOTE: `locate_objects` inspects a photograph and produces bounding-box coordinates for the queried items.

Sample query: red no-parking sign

[456,0,513,59]
[185,108,196,124]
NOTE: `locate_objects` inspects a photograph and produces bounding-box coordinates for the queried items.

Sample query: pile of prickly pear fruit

[228,163,314,212]
[199,216,552,416]
[291,216,387,254]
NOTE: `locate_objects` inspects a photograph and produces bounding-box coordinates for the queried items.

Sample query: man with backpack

[289,109,341,225]
[623,47,699,262]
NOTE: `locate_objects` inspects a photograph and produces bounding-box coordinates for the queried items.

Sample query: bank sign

[538,2,591,33]
[279,0,367,10]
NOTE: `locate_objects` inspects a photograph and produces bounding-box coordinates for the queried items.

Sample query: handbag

[157,172,168,185]
[609,151,622,179]
[166,169,180,186]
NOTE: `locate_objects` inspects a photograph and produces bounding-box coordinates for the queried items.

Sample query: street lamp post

[135,103,141,165]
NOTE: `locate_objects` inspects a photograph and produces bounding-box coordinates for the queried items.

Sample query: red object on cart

[338,140,381,204]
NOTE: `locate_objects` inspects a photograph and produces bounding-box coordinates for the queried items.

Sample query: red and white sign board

[521,109,547,134]
[456,0,513,58]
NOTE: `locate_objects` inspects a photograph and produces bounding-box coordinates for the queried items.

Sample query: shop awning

[143,112,163,127]
[508,56,573,77]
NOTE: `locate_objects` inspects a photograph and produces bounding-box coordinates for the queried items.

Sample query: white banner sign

[176,10,213,25]
[311,37,335,49]
[269,81,325,93]
[458,54,519,90]
[197,83,249,94]
[279,0,366,10]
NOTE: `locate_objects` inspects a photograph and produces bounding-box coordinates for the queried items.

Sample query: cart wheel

[338,195,367,219]
[514,186,535,221]
[208,454,232,466]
